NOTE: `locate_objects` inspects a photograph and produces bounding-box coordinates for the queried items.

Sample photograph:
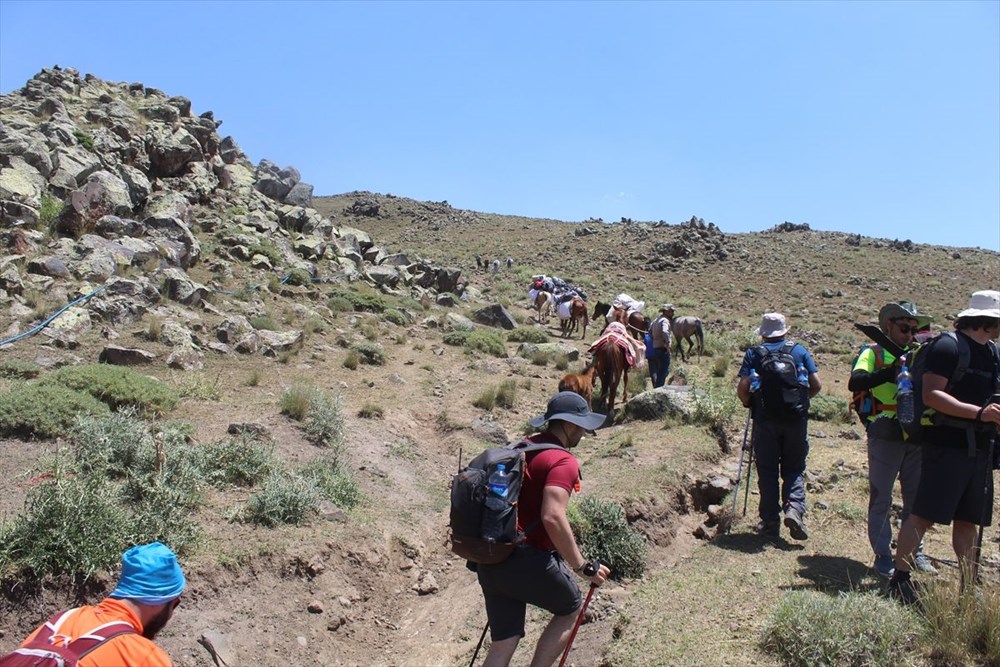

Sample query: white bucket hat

[957,290,1000,319]
[755,312,788,338]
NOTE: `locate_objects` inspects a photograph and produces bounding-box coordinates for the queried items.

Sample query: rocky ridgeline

[0,67,461,366]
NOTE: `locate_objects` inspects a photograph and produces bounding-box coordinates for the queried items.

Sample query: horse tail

[695,320,704,354]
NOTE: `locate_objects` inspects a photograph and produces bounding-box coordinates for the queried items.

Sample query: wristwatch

[576,560,600,577]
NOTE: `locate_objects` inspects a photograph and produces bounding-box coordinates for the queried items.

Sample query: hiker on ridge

[849,300,936,578]
[737,313,821,540]
[6,542,185,666]
[889,290,1000,604]
[648,304,673,388]
[474,391,610,667]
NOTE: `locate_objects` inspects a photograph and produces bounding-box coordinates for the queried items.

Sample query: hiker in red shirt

[7,542,185,667]
[475,392,611,667]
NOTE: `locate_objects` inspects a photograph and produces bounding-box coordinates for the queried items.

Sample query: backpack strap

[508,438,576,539]
[69,621,137,659]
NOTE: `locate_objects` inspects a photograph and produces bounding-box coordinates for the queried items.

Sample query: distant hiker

[474,392,610,667]
[648,304,673,388]
[737,313,821,540]
[491,259,501,273]
[5,542,185,666]
[849,301,936,578]
[889,290,1000,604]
[506,256,514,269]
[476,255,483,270]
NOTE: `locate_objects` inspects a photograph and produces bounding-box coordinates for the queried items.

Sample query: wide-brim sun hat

[528,391,606,430]
[878,301,931,332]
[957,290,1000,319]
[110,542,186,606]
[755,312,788,338]
[661,304,674,312]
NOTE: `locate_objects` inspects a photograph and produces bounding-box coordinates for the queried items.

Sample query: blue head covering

[109,542,186,606]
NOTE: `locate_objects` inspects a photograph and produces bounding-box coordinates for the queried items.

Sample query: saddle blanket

[589,322,642,368]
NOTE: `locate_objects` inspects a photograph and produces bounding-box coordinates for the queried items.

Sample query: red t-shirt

[517,434,581,551]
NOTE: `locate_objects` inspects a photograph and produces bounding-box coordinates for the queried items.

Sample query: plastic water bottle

[481,464,512,541]
[896,365,914,424]
[749,368,761,392]
[796,363,808,386]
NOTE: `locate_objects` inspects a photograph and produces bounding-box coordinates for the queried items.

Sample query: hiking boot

[888,571,918,605]
[873,554,895,579]
[783,508,808,540]
[754,520,780,537]
[913,550,937,575]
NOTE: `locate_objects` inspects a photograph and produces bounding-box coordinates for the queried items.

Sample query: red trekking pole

[558,584,596,667]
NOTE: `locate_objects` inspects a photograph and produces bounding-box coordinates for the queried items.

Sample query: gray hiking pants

[866,418,922,558]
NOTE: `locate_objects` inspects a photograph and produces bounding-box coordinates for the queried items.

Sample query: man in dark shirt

[476,392,611,667]
[890,291,1000,603]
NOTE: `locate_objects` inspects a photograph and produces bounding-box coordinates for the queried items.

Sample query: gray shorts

[476,545,582,641]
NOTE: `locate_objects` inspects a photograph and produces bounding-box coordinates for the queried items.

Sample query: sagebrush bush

[530,351,549,366]
[284,268,313,286]
[760,590,921,667]
[280,384,315,421]
[358,403,384,419]
[554,354,570,371]
[343,348,360,369]
[326,287,385,313]
[383,308,408,326]
[306,391,345,449]
[472,387,497,411]
[809,394,848,423]
[328,296,353,313]
[201,435,277,487]
[249,240,282,266]
[495,379,517,409]
[507,328,549,343]
[72,408,154,478]
[466,331,507,358]
[0,358,42,379]
[300,455,363,510]
[570,496,647,580]
[241,473,318,527]
[0,383,110,438]
[351,342,386,365]
[250,315,278,331]
[443,331,471,346]
[688,380,739,431]
[42,364,178,415]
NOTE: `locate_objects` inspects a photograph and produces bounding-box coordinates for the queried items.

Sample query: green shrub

[250,315,278,331]
[688,380,739,431]
[711,356,729,377]
[201,435,277,487]
[72,408,153,478]
[73,129,94,151]
[554,354,570,371]
[0,383,110,438]
[809,394,848,423]
[306,391,345,449]
[343,349,360,369]
[443,330,471,346]
[174,373,223,401]
[472,387,497,411]
[466,331,507,358]
[249,240,282,266]
[920,576,1000,665]
[0,358,42,379]
[383,309,409,326]
[241,473,318,527]
[326,287,386,313]
[284,268,313,287]
[38,193,62,230]
[42,364,178,416]
[495,379,517,409]
[303,316,326,334]
[507,328,549,343]
[279,384,315,421]
[570,496,647,580]
[760,590,921,667]
[300,455,363,510]
[328,296,353,313]
[358,403,384,419]
[350,342,387,365]
[530,351,549,366]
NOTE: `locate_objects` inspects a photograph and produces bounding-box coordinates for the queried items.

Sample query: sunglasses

[893,322,918,334]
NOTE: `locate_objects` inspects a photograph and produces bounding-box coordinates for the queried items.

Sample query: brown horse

[533,290,554,324]
[592,301,647,340]
[557,296,589,339]
[591,328,631,422]
[668,313,704,362]
[558,363,598,408]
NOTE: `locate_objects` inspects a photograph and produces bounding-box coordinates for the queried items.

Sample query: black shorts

[476,545,582,641]
[912,444,994,526]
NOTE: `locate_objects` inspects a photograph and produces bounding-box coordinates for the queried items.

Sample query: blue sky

[2,1,998,250]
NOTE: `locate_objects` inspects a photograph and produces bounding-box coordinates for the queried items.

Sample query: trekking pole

[973,394,1000,587]
[469,621,489,667]
[558,584,596,667]
[742,441,755,518]
[730,410,752,518]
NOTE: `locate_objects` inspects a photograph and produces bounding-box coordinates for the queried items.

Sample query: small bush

[383,309,408,326]
[711,356,729,377]
[495,379,517,409]
[42,364,178,416]
[443,331,471,346]
[174,373,223,401]
[328,296,353,313]
[809,394,848,423]
[247,369,262,386]
[201,435,277,487]
[72,408,154,478]
[279,384,315,421]
[760,590,921,667]
[249,240,282,266]
[358,403,384,419]
[326,287,386,313]
[507,328,549,343]
[343,349,360,369]
[241,473,318,527]
[38,193,62,230]
[305,390,345,449]
[303,316,326,334]
[466,331,507,358]
[0,358,42,379]
[350,342,387,365]
[530,351,549,366]
[570,496,646,580]
[688,380,739,431]
[473,387,497,411]
[284,268,312,287]
[920,576,1000,665]
[250,315,278,331]
[554,354,570,371]
[73,129,94,151]
[0,383,110,438]
[300,455,362,510]
[359,322,379,341]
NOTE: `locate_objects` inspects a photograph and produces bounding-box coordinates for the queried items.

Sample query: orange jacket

[21,598,173,667]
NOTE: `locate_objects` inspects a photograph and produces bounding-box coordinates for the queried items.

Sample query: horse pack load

[449,440,562,564]
[752,342,809,420]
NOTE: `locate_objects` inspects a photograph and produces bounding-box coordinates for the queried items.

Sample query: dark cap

[528,391,606,430]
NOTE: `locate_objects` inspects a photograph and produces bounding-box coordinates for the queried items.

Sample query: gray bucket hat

[528,391,606,430]
[755,313,788,338]
[878,301,931,332]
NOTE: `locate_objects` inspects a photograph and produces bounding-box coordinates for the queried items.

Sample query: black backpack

[752,342,809,421]
[449,439,564,564]
[900,332,1000,443]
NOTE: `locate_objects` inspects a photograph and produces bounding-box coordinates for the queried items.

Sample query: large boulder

[515,342,579,362]
[472,304,517,330]
[624,386,698,421]
[147,125,202,177]
[59,170,133,235]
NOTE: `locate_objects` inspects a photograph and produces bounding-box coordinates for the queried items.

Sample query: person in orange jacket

[7,542,185,666]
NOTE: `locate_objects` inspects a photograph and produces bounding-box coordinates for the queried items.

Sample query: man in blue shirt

[737,313,822,540]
